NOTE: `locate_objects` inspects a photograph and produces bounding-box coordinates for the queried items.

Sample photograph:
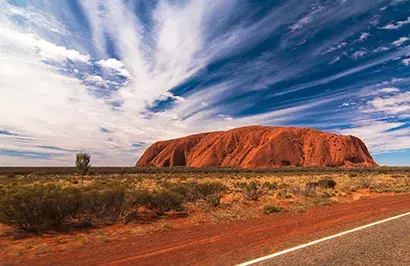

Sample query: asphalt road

[257,214,410,266]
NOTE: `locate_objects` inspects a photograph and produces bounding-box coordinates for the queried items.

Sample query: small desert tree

[75,153,90,186]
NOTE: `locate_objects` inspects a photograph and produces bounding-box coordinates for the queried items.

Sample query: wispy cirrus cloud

[351,50,368,60]
[382,16,410,30]
[392,37,410,46]
[359,32,371,41]
[0,26,90,63]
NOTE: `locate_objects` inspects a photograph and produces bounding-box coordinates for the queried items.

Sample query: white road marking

[237,211,410,266]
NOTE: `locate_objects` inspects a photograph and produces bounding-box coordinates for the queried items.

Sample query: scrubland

[0,167,410,260]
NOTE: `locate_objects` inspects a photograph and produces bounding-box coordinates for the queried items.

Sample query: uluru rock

[136,126,378,168]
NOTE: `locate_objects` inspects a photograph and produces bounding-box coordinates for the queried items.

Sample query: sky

[1,0,410,166]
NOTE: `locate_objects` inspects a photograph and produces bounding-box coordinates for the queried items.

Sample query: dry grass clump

[262,204,285,215]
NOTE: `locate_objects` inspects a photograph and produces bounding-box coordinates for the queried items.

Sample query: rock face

[136,126,378,168]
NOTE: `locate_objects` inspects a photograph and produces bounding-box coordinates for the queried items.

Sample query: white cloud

[359,32,370,41]
[377,87,400,93]
[0,1,69,35]
[370,17,380,26]
[290,16,313,32]
[97,58,131,78]
[391,78,404,83]
[83,74,118,89]
[340,79,410,154]
[218,114,233,121]
[351,50,367,60]
[329,56,341,64]
[403,58,410,66]
[323,42,348,54]
[382,17,410,30]
[373,46,390,53]
[392,37,410,47]
[368,92,410,115]
[0,26,90,63]
[289,4,328,33]
[339,102,351,107]
[173,96,186,103]
[339,119,410,153]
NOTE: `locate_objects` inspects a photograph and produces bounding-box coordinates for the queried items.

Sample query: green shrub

[262,205,285,215]
[244,181,265,201]
[262,182,278,191]
[306,181,318,190]
[357,175,374,189]
[234,182,248,189]
[0,185,81,232]
[317,178,337,189]
[79,184,127,225]
[277,187,294,199]
[304,182,318,196]
[78,184,152,225]
[119,189,151,224]
[145,190,183,216]
[195,182,227,207]
[161,182,200,202]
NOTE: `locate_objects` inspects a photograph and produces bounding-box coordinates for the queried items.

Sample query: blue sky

[1,0,410,166]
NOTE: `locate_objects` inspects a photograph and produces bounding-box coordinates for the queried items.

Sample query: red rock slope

[136,126,378,168]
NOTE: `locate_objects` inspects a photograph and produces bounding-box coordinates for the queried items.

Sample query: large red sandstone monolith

[136,126,378,168]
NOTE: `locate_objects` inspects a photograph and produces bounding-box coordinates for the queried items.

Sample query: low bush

[277,188,293,199]
[262,204,285,215]
[234,182,248,190]
[120,189,151,223]
[305,182,318,196]
[290,185,310,198]
[262,181,278,191]
[317,178,337,189]
[161,182,201,202]
[0,185,81,232]
[357,175,374,189]
[194,182,227,207]
[304,178,336,196]
[79,184,152,225]
[145,189,183,216]
[244,181,265,201]
[79,184,128,225]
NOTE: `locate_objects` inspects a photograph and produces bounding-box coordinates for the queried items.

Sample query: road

[21,193,410,266]
[243,213,410,265]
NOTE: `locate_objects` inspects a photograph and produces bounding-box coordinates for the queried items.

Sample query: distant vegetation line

[1,166,410,176]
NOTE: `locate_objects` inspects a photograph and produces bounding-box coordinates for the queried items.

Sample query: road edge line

[237,211,410,266]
